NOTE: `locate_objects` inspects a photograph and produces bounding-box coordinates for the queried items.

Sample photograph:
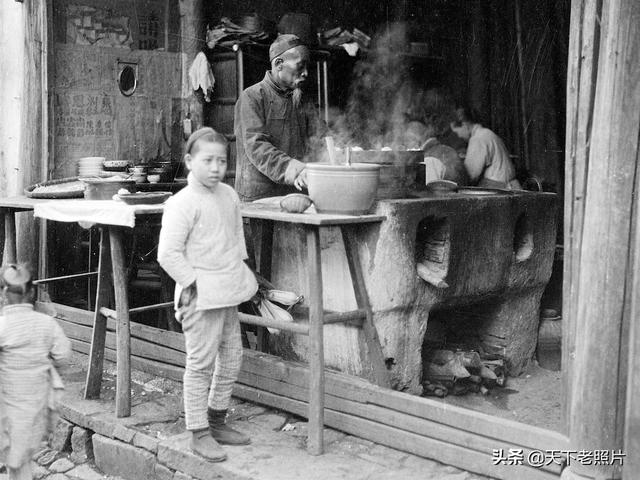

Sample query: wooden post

[0,0,46,267]
[624,149,640,478]
[109,227,131,417]
[561,0,602,435]
[513,0,531,172]
[563,1,640,479]
[84,228,112,399]
[3,213,16,265]
[179,0,203,130]
[306,226,324,455]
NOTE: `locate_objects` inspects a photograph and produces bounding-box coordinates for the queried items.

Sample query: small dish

[425,180,458,194]
[116,191,172,205]
[147,174,161,184]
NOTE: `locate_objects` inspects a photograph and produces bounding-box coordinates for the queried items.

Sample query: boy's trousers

[180,301,243,431]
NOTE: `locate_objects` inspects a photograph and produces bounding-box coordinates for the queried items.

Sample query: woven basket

[24,177,85,199]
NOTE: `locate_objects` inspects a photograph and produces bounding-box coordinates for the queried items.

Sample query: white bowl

[147,174,161,184]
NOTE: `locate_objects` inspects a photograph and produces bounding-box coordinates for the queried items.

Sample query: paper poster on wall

[53,92,116,177]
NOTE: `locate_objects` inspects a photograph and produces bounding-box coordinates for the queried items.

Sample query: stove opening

[513,213,533,262]
[421,303,508,397]
[415,216,450,288]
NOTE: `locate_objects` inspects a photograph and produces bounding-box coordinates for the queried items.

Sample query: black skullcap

[269,34,305,61]
[1,264,32,295]
[185,127,226,154]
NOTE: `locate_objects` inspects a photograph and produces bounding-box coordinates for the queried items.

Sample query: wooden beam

[562,0,601,431]
[109,227,131,417]
[84,229,111,399]
[306,226,325,455]
[52,303,568,456]
[51,303,186,353]
[237,369,562,476]
[70,338,184,383]
[62,319,185,368]
[239,349,568,452]
[625,147,640,478]
[232,384,558,480]
[564,0,640,478]
[341,226,391,388]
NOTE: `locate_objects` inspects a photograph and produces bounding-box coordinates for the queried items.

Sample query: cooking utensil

[324,136,338,165]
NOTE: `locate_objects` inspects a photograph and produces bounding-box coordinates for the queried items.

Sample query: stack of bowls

[128,165,148,183]
[149,161,174,182]
[77,157,105,177]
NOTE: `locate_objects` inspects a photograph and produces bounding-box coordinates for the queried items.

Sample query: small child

[0,264,71,480]
[157,127,258,462]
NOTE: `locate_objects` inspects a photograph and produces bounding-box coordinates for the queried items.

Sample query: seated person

[450,105,522,190]
[404,120,469,186]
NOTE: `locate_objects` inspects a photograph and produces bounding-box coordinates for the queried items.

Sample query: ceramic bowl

[131,174,147,184]
[129,165,148,174]
[147,174,161,184]
[306,163,381,215]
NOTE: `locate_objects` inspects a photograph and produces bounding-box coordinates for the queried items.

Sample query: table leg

[341,227,391,388]
[306,226,324,455]
[3,212,17,265]
[257,219,274,278]
[109,227,131,417]
[85,228,112,399]
[256,219,274,351]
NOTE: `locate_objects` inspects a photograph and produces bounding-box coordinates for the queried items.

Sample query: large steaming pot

[349,150,423,198]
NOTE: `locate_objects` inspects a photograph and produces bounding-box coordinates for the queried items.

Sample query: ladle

[324,136,338,165]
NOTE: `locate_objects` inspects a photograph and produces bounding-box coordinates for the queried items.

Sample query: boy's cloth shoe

[190,429,227,462]
[208,408,251,445]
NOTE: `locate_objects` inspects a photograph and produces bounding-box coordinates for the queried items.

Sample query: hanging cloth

[188,51,216,102]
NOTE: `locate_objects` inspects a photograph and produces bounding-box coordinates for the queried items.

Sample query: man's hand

[284,159,306,185]
[294,169,308,191]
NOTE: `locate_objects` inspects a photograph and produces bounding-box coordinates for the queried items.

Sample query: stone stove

[268,190,558,393]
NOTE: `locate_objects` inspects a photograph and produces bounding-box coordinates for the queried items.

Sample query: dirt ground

[431,362,563,432]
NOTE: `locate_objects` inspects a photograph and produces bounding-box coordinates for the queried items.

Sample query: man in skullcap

[234,34,321,200]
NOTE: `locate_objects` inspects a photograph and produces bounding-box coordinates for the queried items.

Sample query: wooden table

[0,196,390,450]
[239,203,390,454]
[0,196,164,418]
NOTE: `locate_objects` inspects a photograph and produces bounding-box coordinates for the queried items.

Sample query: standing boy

[0,264,71,480]
[158,127,258,462]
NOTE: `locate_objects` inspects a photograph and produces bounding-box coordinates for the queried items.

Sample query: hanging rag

[188,51,215,102]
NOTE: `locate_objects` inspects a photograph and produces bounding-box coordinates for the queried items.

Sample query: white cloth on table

[34,200,163,228]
